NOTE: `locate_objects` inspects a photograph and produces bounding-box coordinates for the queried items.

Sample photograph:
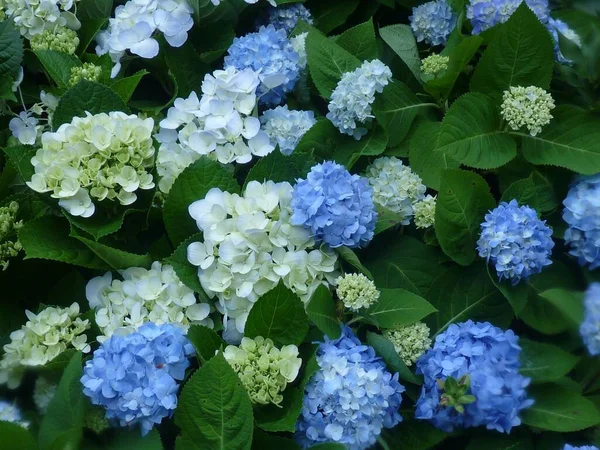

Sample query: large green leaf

[0,21,23,79]
[519,106,600,175]
[164,40,208,98]
[310,0,360,34]
[254,386,303,433]
[110,70,148,103]
[251,429,301,450]
[335,19,378,60]
[163,157,239,246]
[379,24,421,83]
[38,352,85,450]
[165,232,210,300]
[244,282,309,347]
[175,352,253,450]
[34,50,81,89]
[537,288,584,325]
[333,125,388,168]
[519,339,579,383]
[105,430,163,450]
[470,2,554,97]
[2,145,36,181]
[466,433,534,450]
[380,419,448,450]
[366,332,422,385]
[363,288,436,328]
[435,93,517,169]
[244,151,315,187]
[73,233,153,270]
[187,324,225,364]
[500,171,557,213]
[306,284,341,340]
[0,422,38,450]
[336,246,373,279]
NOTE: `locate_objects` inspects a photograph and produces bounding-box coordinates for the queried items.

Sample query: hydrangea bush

[0,0,599,448]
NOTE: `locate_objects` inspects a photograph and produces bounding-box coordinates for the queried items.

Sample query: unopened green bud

[69,62,102,86]
[421,53,449,76]
[336,272,380,311]
[30,26,80,55]
[84,406,109,434]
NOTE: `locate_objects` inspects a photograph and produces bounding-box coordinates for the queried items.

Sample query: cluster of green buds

[383,322,432,366]
[84,406,110,434]
[413,195,437,229]
[0,201,23,270]
[437,375,476,414]
[30,26,80,55]
[501,85,555,136]
[421,53,450,78]
[69,63,102,86]
[336,272,380,311]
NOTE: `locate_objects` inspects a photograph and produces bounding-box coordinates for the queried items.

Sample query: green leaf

[53,81,128,128]
[366,331,422,385]
[34,50,81,89]
[467,433,534,450]
[500,171,557,213]
[165,233,210,300]
[336,246,373,279]
[64,202,148,240]
[187,325,225,364]
[363,288,436,328]
[109,70,148,103]
[71,231,152,270]
[409,121,460,191]
[77,0,113,19]
[254,386,303,433]
[2,144,36,181]
[335,19,378,60]
[0,422,38,450]
[0,21,23,78]
[244,282,309,347]
[77,19,107,56]
[435,93,517,169]
[163,157,240,246]
[105,430,163,450]
[252,429,300,450]
[164,40,208,98]
[435,169,496,266]
[522,384,600,432]
[311,0,360,34]
[306,284,340,339]
[519,339,579,383]
[0,72,16,101]
[381,419,448,450]
[175,352,253,450]
[19,217,111,270]
[487,267,529,316]
[374,204,406,235]
[537,288,584,325]
[470,2,554,98]
[306,27,361,99]
[244,151,316,187]
[379,24,421,83]
[38,352,85,450]
[295,119,338,159]
[518,106,600,175]
[373,80,437,147]
[334,125,388,168]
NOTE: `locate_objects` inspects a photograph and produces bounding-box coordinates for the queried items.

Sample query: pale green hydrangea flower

[336,272,380,311]
[421,53,449,76]
[224,336,302,406]
[0,302,91,388]
[0,201,22,270]
[501,86,555,136]
[384,322,432,366]
[413,195,436,229]
[69,62,101,86]
[33,376,57,414]
[30,26,80,54]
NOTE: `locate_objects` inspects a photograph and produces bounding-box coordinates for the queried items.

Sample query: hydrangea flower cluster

[336,273,380,311]
[384,322,432,366]
[501,86,555,136]
[365,157,426,225]
[291,32,308,68]
[421,54,450,76]
[187,180,339,335]
[415,320,533,433]
[410,0,457,46]
[86,261,213,342]
[414,195,437,229]
[580,283,600,355]
[33,376,57,414]
[260,105,316,155]
[291,161,377,248]
[95,0,193,77]
[262,4,313,34]
[563,175,600,269]
[155,67,273,193]
[26,111,155,218]
[295,326,405,449]
[0,303,91,388]
[564,446,599,450]
[29,26,80,54]
[0,201,23,270]
[81,322,194,435]
[467,0,550,34]
[69,63,102,85]
[0,0,80,39]
[225,25,301,106]
[0,401,29,428]
[224,336,302,406]
[8,91,58,146]
[326,60,392,139]
[547,18,581,64]
[477,200,554,285]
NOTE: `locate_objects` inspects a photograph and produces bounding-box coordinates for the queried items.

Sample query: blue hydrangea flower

[563,175,600,269]
[410,0,457,46]
[580,283,600,356]
[260,105,316,155]
[546,18,581,64]
[81,322,194,435]
[291,161,377,248]
[0,400,28,428]
[564,446,600,450]
[225,25,301,107]
[415,320,533,433]
[467,0,550,35]
[262,4,313,34]
[477,200,554,285]
[295,326,404,450]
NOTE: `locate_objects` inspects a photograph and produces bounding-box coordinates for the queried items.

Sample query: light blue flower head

[295,325,405,450]
[260,105,316,155]
[580,283,600,356]
[415,320,533,433]
[546,17,581,64]
[291,161,377,248]
[467,0,550,34]
[564,445,600,450]
[477,200,554,285]
[263,4,313,34]
[80,322,194,435]
[410,0,457,46]
[225,25,301,107]
[0,400,28,428]
[563,174,600,269]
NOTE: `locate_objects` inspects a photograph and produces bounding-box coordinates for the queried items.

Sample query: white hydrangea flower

[86,261,214,342]
[0,303,91,388]
[260,105,315,155]
[9,111,41,146]
[95,0,193,77]
[26,111,155,218]
[33,376,57,414]
[383,322,432,366]
[336,273,380,311]
[187,180,339,334]
[290,32,308,68]
[413,194,436,229]
[1,0,81,38]
[366,157,426,225]
[0,400,29,428]
[224,336,301,405]
[155,67,274,193]
[501,85,555,136]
